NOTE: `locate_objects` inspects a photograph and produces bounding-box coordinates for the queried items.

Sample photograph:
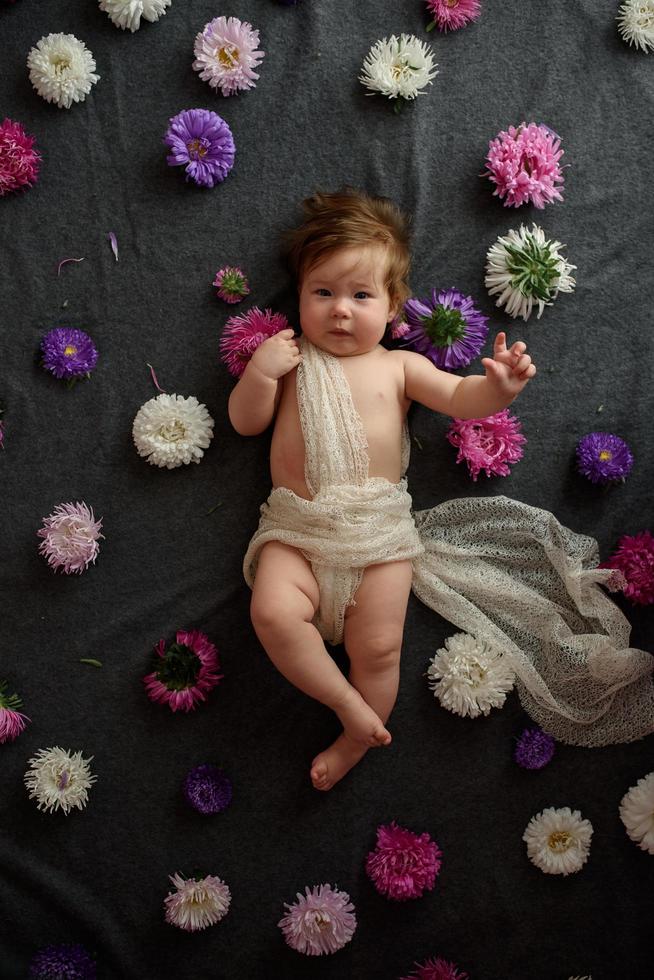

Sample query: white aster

[24,746,96,815]
[484,223,576,321]
[132,393,214,469]
[617,1,654,52]
[99,0,172,33]
[426,632,514,719]
[619,771,654,854]
[523,807,593,876]
[359,34,438,101]
[164,873,231,931]
[27,33,99,109]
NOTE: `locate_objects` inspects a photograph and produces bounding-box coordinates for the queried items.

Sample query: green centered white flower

[523,807,593,876]
[485,223,576,321]
[99,1,172,33]
[427,632,514,718]
[617,1,654,52]
[24,746,96,815]
[359,34,438,101]
[132,393,214,469]
[27,33,99,109]
[619,771,654,854]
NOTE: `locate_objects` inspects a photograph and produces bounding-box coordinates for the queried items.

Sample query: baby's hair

[284,187,412,312]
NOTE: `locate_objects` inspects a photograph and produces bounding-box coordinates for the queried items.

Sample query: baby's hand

[481,332,536,398]
[250,328,302,380]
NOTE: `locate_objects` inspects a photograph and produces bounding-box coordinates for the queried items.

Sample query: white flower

[617,1,654,52]
[359,34,438,101]
[24,747,96,814]
[426,632,514,718]
[619,771,654,854]
[164,873,231,931]
[485,223,576,321]
[132,393,214,469]
[523,807,593,875]
[27,34,99,109]
[99,0,172,33]
[193,16,265,97]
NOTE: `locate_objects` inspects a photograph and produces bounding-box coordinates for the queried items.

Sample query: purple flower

[163,109,235,188]
[184,764,232,814]
[41,328,98,381]
[365,822,442,901]
[576,432,634,485]
[514,727,556,770]
[29,943,96,980]
[278,884,356,955]
[403,288,489,370]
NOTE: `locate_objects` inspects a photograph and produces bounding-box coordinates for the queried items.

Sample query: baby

[228,189,536,790]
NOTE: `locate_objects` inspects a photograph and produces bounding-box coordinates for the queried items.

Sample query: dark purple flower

[576,432,634,485]
[163,108,235,188]
[184,764,233,814]
[40,328,98,381]
[403,288,489,370]
[514,728,555,770]
[29,943,96,980]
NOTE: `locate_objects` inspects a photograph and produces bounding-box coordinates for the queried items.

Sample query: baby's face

[298,245,397,357]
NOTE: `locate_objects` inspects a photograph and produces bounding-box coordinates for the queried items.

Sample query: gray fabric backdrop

[1,1,652,977]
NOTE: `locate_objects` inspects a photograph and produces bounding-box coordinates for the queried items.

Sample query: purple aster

[403,288,489,370]
[41,328,98,381]
[184,764,233,814]
[29,943,96,980]
[576,432,634,485]
[163,109,235,188]
[514,727,556,770]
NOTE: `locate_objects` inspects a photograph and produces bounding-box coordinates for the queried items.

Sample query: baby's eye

[354,291,370,300]
[316,288,331,297]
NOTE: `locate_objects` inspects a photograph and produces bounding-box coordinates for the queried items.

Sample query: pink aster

[600,531,654,605]
[278,884,356,956]
[447,409,526,480]
[193,16,264,97]
[213,265,250,303]
[365,822,442,901]
[0,681,30,744]
[484,122,565,209]
[0,118,41,197]
[37,502,103,574]
[426,0,481,33]
[401,956,470,980]
[143,629,222,712]
[219,306,290,377]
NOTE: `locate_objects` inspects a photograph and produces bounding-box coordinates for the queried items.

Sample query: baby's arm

[402,332,536,420]
[228,328,301,435]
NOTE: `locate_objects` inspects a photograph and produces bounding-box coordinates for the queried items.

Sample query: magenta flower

[144,629,222,712]
[426,0,481,33]
[0,681,30,744]
[213,266,250,304]
[484,122,565,209]
[220,306,290,377]
[163,109,235,188]
[600,531,654,605]
[0,118,41,197]
[278,884,356,955]
[576,432,634,485]
[37,502,103,574]
[365,822,442,901]
[447,409,526,480]
[401,956,469,980]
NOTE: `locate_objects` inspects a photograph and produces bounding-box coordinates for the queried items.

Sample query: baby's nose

[331,298,351,317]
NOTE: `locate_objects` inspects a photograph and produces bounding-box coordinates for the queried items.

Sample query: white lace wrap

[244,340,654,747]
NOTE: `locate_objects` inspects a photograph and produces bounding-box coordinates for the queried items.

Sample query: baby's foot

[333,687,392,748]
[310,734,368,791]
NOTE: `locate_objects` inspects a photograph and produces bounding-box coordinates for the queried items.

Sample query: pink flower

[365,822,442,901]
[143,629,222,712]
[390,317,410,340]
[401,956,470,980]
[219,306,290,377]
[446,409,526,480]
[484,122,565,209]
[426,0,481,33]
[600,531,654,605]
[213,265,250,304]
[0,682,30,744]
[0,118,41,197]
[37,502,103,574]
[278,884,356,955]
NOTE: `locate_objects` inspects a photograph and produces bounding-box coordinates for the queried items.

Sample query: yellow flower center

[51,55,72,74]
[63,345,78,357]
[158,420,186,443]
[547,830,573,852]
[186,139,207,158]
[217,45,239,68]
[599,450,612,461]
[446,0,460,7]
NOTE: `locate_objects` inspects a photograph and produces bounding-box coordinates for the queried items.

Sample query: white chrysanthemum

[359,34,438,101]
[99,0,172,33]
[164,873,231,931]
[619,771,654,854]
[485,223,576,321]
[617,1,654,52]
[27,34,100,109]
[426,632,515,718]
[523,807,593,876]
[132,393,214,469]
[24,746,96,815]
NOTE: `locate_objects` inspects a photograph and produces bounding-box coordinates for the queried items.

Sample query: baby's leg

[311,559,413,791]
[251,541,391,746]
